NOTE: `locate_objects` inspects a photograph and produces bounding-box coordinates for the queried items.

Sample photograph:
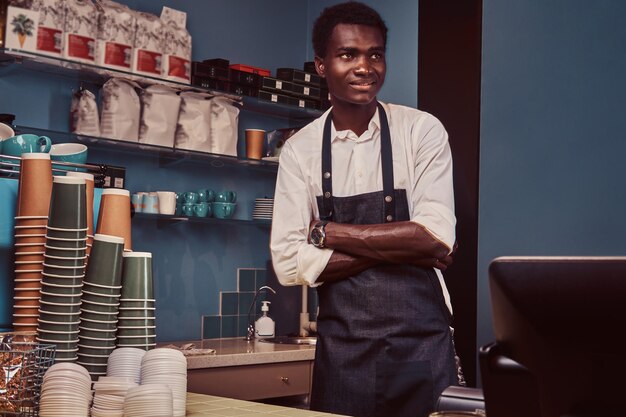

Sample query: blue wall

[478,0,626,353]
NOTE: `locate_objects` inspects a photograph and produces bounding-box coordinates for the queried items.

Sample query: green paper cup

[47,176,87,229]
[121,252,153,300]
[85,234,125,287]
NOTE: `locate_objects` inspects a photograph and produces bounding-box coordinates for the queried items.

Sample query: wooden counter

[186,392,350,416]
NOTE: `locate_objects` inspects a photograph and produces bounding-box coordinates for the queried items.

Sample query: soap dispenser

[255,301,275,339]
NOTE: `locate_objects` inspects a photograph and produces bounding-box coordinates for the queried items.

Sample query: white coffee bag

[70,88,101,137]
[63,0,98,64]
[160,6,191,84]
[174,91,212,153]
[34,0,65,56]
[139,84,181,147]
[4,1,39,52]
[132,11,164,78]
[100,78,141,141]
[95,0,136,71]
[210,96,240,157]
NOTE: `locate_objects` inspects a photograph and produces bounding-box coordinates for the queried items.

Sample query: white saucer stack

[140,348,187,417]
[106,347,147,384]
[252,197,274,220]
[123,384,173,417]
[39,363,92,417]
[91,376,138,417]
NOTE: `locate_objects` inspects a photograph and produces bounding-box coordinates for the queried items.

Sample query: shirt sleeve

[409,115,456,252]
[270,141,333,286]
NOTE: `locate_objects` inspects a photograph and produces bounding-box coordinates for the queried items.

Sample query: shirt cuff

[296,244,334,287]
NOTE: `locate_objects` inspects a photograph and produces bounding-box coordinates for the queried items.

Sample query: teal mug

[2,134,52,156]
[183,191,199,204]
[215,190,237,203]
[197,189,215,203]
[193,202,211,217]
[182,203,194,217]
[212,202,236,219]
[50,143,88,169]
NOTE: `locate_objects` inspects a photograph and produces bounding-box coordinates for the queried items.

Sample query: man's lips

[349,80,377,91]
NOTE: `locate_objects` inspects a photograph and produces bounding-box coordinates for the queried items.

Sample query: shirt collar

[330,107,381,143]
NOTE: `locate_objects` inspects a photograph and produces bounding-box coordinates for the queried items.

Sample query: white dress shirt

[270,102,456,312]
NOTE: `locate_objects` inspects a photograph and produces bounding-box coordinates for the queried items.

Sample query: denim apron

[310,103,458,417]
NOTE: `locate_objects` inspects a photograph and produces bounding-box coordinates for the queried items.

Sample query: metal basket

[0,343,56,417]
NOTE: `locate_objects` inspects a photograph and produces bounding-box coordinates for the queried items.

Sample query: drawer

[188,361,313,400]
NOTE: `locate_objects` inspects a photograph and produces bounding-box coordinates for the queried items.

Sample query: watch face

[311,228,323,246]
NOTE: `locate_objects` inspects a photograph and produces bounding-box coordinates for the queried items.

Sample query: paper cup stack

[91,375,138,417]
[117,252,156,350]
[37,176,88,361]
[139,348,187,417]
[96,189,132,251]
[39,362,92,417]
[106,347,146,384]
[77,234,125,380]
[66,172,96,258]
[12,153,53,333]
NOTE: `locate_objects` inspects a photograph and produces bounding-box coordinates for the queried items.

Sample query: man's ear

[314,56,325,78]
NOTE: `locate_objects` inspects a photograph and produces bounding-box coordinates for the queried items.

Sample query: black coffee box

[276,68,321,87]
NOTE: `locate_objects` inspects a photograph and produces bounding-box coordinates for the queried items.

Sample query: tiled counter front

[179,338,316,402]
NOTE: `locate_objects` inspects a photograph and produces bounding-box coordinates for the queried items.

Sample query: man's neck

[331,100,378,137]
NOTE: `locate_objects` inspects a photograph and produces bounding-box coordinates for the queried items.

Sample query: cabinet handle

[280,376,289,384]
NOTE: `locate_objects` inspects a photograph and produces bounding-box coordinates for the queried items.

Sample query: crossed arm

[311,220,456,283]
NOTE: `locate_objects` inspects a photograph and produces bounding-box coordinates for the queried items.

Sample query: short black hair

[312,1,388,58]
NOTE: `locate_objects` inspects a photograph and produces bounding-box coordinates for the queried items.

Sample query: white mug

[156,191,176,215]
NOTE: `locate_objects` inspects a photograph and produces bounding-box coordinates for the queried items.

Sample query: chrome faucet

[245,285,276,342]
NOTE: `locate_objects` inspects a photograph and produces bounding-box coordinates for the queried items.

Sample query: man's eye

[371,53,383,60]
[340,53,352,59]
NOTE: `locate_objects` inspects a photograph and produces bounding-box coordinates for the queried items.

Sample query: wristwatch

[310,221,329,248]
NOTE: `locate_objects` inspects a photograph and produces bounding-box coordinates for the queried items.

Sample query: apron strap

[320,102,396,222]
[377,102,396,223]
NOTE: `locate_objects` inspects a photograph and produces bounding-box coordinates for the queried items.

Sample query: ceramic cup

[0,123,15,154]
[193,202,211,218]
[131,193,143,213]
[215,190,237,203]
[183,191,198,204]
[156,191,176,215]
[212,202,236,219]
[142,193,159,214]
[50,143,88,171]
[181,204,194,217]
[196,189,215,203]
[2,134,52,156]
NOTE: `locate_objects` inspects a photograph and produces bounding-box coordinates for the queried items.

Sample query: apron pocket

[375,360,433,417]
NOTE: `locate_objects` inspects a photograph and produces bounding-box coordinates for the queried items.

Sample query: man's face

[315,23,386,108]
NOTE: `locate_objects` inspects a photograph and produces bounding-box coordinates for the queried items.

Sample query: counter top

[186,392,349,416]
[165,338,316,369]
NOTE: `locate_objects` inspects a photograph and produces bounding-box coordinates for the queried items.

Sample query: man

[270,2,460,416]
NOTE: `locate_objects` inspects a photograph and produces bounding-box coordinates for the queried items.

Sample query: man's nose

[354,56,371,74]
